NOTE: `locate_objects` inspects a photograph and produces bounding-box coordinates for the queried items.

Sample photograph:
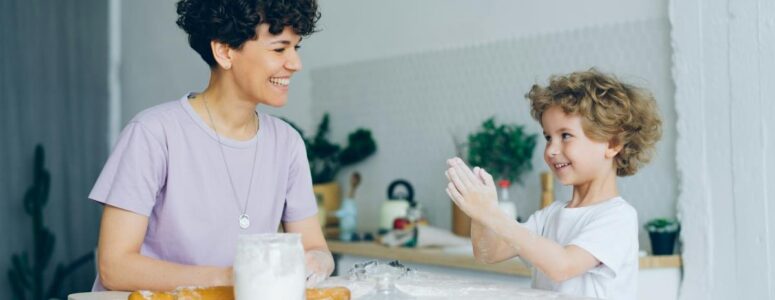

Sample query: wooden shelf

[638,254,683,269]
[328,241,681,277]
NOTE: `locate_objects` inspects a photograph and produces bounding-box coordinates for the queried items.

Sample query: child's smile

[553,161,572,171]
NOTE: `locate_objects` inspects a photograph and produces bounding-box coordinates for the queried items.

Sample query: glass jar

[234,233,306,300]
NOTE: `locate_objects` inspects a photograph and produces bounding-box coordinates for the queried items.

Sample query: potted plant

[644,218,680,255]
[467,117,538,184]
[285,113,377,226]
[451,117,538,236]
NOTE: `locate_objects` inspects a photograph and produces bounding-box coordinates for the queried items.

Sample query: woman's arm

[283,215,328,252]
[283,215,334,287]
[97,205,231,291]
[446,158,599,282]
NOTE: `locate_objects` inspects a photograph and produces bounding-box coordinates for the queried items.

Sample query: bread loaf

[306,286,351,300]
[128,286,350,300]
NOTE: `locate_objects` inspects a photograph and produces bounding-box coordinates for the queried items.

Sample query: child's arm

[445,158,600,282]
[469,219,520,263]
[480,206,600,282]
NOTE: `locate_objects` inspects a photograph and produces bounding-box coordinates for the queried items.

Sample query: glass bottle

[497,179,517,220]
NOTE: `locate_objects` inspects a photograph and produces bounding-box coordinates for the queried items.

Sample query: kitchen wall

[118,0,668,140]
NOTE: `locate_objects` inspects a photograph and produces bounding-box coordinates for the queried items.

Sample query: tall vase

[452,203,471,237]
[313,182,341,227]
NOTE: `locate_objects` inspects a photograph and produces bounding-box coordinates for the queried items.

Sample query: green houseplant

[7,145,94,300]
[467,117,538,184]
[284,113,377,183]
[284,113,377,226]
[304,113,377,184]
[644,218,680,255]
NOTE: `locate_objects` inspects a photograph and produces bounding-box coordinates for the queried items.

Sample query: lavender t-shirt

[89,94,317,291]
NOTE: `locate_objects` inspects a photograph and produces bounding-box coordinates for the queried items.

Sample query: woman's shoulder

[127,96,189,131]
[258,112,305,144]
[116,96,190,146]
[132,97,187,122]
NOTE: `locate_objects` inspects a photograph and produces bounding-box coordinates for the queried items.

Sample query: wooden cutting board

[127,286,350,300]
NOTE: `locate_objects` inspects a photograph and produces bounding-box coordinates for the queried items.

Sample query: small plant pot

[649,231,678,255]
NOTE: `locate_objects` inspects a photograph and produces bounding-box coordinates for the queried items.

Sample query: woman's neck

[193,78,259,140]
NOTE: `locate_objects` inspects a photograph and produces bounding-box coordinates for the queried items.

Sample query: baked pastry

[127,286,350,300]
[306,286,351,300]
[128,286,232,300]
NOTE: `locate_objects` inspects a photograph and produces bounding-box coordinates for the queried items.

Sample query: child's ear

[605,140,624,159]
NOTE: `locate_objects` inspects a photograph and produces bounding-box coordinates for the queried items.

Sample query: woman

[89,0,332,291]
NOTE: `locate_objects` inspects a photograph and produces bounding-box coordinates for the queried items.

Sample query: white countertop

[328,241,682,277]
[68,275,596,300]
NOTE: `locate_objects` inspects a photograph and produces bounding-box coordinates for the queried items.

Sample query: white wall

[670,0,775,299]
[119,0,668,134]
[297,0,667,128]
[304,0,667,69]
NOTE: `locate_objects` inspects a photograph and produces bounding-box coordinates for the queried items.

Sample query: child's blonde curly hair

[526,69,662,176]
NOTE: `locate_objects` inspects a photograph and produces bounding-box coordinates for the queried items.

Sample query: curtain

[0,0,108,297]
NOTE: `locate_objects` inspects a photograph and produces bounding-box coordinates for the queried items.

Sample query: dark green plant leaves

[283,114,377,184]
[467,117,538,185]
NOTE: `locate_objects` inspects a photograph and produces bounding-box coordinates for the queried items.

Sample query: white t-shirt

[521,197,639,299]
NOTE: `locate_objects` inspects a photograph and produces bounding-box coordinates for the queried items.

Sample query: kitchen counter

[68,277,598,300]
[67,243,680,300]
[327,241,682,276]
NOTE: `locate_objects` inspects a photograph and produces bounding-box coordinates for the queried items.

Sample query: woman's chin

[261,99,288,108]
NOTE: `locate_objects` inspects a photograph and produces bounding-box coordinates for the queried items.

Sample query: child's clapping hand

[445,157,500,222]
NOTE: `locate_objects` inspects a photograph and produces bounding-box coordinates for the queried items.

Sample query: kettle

[378,179,415,234]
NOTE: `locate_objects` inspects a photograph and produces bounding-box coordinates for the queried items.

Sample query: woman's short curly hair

[176,0,321,67]
[526,69,662,177]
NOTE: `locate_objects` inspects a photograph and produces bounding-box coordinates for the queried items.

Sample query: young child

[445,69,662,299]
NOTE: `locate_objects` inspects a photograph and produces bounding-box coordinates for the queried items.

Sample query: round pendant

[239,214,250,229]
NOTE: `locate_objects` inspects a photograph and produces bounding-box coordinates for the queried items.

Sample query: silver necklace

[202,95,259,229]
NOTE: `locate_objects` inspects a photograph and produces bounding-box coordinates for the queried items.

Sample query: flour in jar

[233,233,306,300]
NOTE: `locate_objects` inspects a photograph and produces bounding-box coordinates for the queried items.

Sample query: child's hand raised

[445,157,499,222]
